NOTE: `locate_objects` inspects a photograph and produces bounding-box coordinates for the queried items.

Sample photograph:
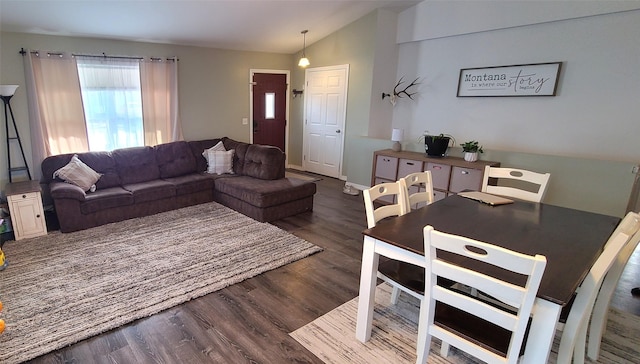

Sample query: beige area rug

[286,170,322,182]
[0,202,322,364]
[291,284,640,364]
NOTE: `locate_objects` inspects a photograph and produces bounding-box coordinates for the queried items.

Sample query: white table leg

[356,236,379,342]
[522,298,561,364]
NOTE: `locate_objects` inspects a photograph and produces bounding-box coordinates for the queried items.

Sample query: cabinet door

[397,159,423,179]
[8,192,47,240]
[434,190,447,202]
[449,167,483,193]
[425,163,451,191]
[374,155,398,180]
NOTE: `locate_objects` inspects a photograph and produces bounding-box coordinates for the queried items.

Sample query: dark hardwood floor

[27,175,640,363]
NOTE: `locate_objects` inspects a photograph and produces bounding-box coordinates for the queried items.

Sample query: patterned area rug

[0,202,322,364]
[291,284,640,363]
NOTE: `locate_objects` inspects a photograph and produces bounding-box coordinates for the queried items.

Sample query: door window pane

[265,93,275,119]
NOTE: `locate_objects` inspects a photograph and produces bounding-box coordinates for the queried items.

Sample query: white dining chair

[555,211,640,364]
[363,181,419,304]
[416,225,547,364]
[363,181,409,229]
[481,166,551,203]
[400,171,434,210]
[587,212,640,360]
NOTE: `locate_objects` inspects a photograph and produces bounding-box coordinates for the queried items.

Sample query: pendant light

[298,30,310,68]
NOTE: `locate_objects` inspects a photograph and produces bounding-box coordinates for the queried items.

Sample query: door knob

[336,130,341,134]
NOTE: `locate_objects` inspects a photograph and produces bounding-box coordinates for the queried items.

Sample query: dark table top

[363,194,620,306]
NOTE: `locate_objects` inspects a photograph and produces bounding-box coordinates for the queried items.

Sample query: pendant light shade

[298,30,310,68]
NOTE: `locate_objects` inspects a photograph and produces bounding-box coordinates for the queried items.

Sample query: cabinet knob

[461,170,469,175]
[22,194,27,198]
[36,214,41,218]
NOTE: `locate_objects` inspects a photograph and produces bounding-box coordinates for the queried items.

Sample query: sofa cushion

[214,176,316,208]
[222,137,250,174]
[79,151,121,189]
[42,152,121,189]
[242,144,285,180]
[187,139,223,173]
[113,146,160,185]
[163,173,215,196]
[202,140,226,157]
[205,149,235,175]
[155,141,197,178]
[80,187,134,214]
[122,180,176,203]
[53,154,102,192]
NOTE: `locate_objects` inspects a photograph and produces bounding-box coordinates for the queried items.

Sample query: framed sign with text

[457,62,562,97]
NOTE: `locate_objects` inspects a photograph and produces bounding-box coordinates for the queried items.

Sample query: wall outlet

[242,118,248,125]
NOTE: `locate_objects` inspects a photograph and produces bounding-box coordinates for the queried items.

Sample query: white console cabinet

[6,180,47,241]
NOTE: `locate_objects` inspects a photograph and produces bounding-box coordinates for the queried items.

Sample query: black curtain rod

[19,47,177,61]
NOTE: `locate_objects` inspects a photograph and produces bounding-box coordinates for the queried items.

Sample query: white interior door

[303,65,349,178]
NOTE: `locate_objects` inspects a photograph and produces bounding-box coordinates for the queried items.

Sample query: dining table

[356,194,620,364]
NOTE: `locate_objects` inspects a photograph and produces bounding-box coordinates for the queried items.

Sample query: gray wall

[344,4,640,217]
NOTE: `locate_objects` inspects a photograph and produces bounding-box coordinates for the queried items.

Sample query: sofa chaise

[40,137,316,232]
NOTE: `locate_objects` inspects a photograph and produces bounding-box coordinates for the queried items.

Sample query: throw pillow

[206,149,235,175]
[202,141,226,160]
[53,154,102,192]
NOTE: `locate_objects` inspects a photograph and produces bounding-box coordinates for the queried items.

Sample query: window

[76,58,144,151]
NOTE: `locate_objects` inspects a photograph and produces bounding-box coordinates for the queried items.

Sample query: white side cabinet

[6,180,47,241]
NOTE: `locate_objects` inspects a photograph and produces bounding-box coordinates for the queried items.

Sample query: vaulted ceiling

[0,0,420,54]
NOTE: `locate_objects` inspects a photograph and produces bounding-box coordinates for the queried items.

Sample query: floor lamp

[1,85,31,182]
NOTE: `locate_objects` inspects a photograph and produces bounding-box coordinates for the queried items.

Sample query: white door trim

[249,69,291,160]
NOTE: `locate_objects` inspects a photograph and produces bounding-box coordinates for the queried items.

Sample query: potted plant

[422,133,455,157]
[461,140,483,162]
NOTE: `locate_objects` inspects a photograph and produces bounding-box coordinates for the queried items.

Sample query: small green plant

[461,140,483,153]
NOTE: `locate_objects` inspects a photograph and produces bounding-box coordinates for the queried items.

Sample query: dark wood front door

[252,73,286,152]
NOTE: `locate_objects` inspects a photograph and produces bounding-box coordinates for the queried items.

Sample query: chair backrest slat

[363,181,408,228]
[400,171,434,210]
[481,166,551,203]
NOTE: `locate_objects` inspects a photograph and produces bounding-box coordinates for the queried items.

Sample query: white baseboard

[286,164,304,171]
[344,181,369,191]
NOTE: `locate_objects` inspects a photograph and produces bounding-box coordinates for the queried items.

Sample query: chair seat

[378,259,456,295]
[434,302,531,358]
[378,259,425,294]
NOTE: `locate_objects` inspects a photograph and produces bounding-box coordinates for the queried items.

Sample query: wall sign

[457,62,562,97]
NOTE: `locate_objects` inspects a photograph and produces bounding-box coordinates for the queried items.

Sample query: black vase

[424,136,450,157]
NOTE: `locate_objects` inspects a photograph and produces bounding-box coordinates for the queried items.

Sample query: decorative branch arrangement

[382,76,420,105]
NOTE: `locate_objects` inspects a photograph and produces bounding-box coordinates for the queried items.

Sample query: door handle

[336,130,341,134]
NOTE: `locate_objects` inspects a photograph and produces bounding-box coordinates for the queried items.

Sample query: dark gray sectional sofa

[40,137,316,232]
